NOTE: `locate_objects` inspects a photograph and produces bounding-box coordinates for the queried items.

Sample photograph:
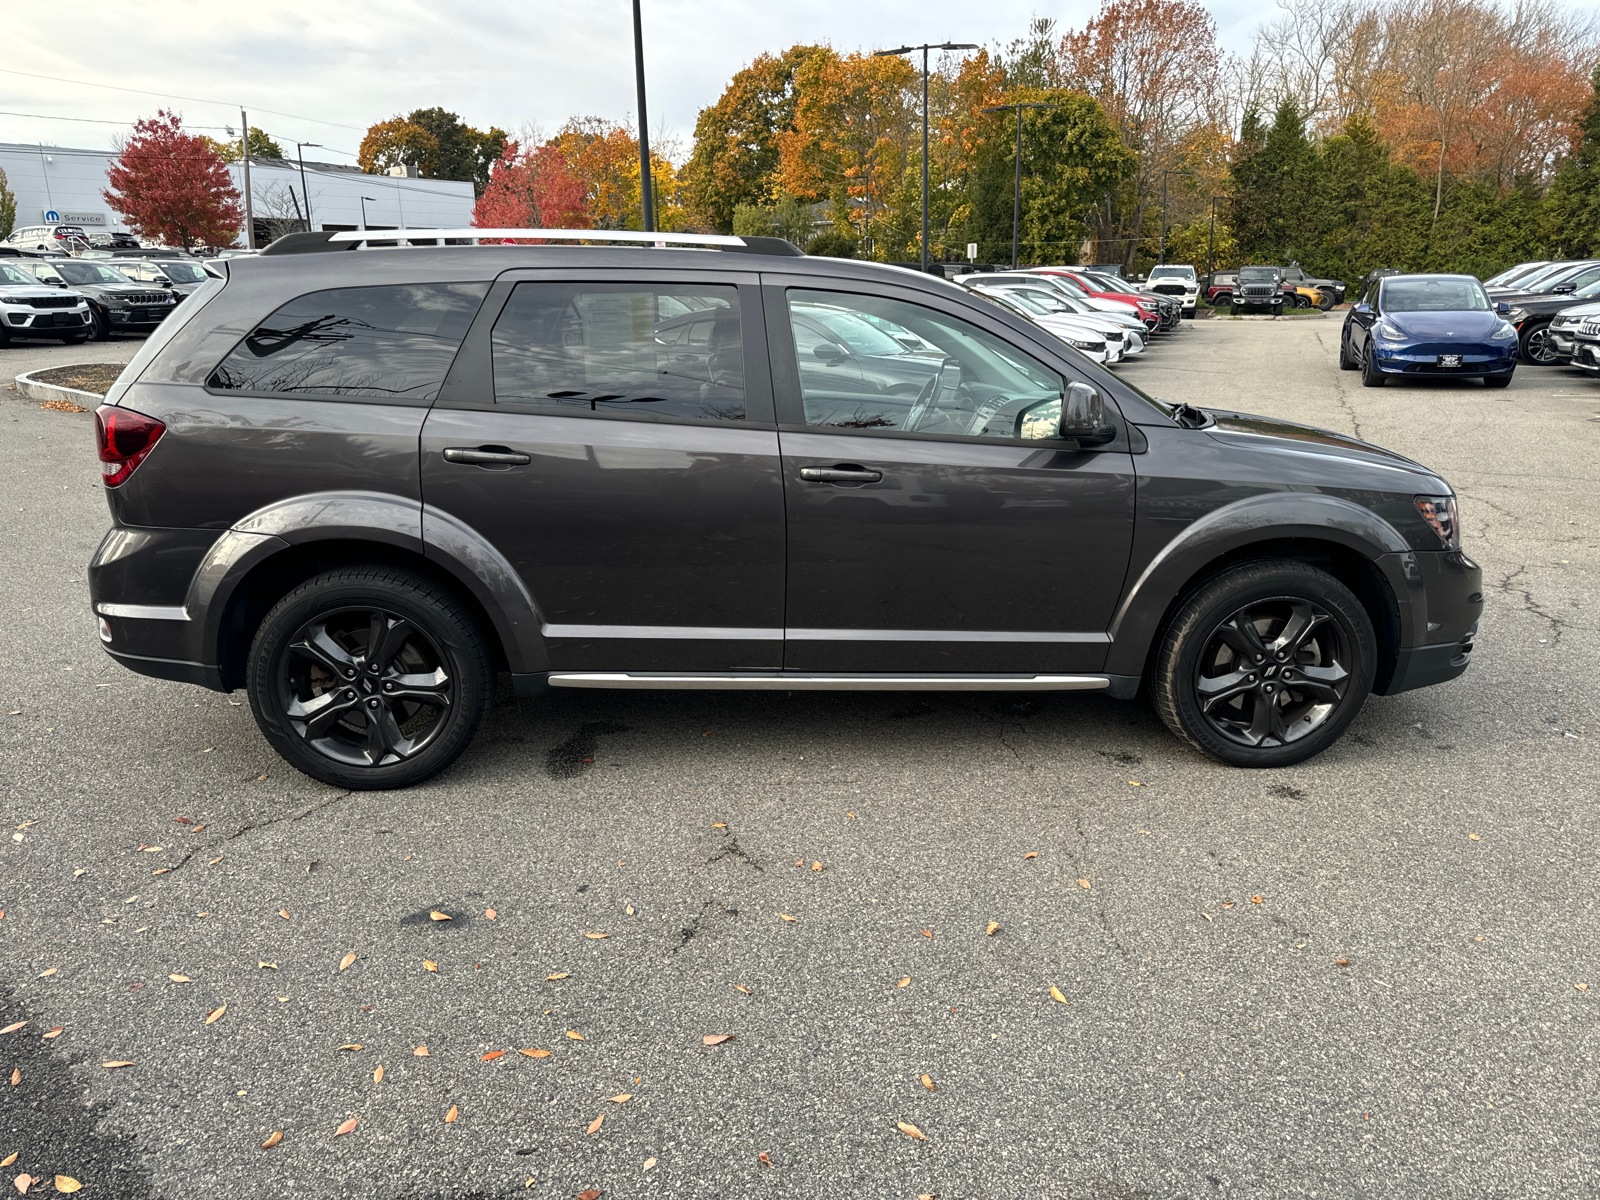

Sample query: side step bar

[545,672,1111,692]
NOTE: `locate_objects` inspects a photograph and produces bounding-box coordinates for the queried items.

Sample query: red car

[1033,268,1171,332]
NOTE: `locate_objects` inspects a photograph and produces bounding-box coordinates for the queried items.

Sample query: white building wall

[0,143,475,244]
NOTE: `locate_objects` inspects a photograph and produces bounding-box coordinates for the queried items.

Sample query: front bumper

[1570,337,1600,373]
[1373,548,1483,695]
[3,308,92,332]
[107,305,176,330]
[1370,341,1517,376]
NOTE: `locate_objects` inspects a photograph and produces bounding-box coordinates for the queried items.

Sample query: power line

[0,108,236,130]
[0,67,366,131]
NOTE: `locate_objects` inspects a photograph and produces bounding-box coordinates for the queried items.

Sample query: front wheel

[89,307,110,342]
[1518,321,1556,365]
[1338,331,1357,370]
[246,566,494,790]
[1360,345,1386,387]
[1152,560,1376,767]
[59,332,88,346]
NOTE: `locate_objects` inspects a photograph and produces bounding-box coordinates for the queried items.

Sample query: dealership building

[0,142,475,246]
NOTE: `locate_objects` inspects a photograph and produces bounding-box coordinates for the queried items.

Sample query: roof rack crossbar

[326,228,745,247]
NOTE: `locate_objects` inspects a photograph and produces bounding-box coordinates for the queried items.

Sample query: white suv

[1146,264,1199,318]
[0,260,92,345]
[2,225,91,254]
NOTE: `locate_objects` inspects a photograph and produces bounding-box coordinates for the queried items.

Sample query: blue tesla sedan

[1340,273,1518,388]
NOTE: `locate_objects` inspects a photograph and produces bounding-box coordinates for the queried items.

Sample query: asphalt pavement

[2,319,1597,1200]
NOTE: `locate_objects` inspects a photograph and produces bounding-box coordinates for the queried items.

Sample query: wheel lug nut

[367,699,379,709]
[383,682,393,691]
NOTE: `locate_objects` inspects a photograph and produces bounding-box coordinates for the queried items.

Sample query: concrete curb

[12,368,111,407]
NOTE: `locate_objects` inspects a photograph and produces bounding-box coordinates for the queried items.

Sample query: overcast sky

[0,0,1547,163]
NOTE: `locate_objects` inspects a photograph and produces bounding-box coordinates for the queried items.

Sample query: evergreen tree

[1541,64,1600,257]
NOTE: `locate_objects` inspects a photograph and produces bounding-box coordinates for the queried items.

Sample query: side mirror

[1353,301,1371,315]
[812,343,848,363]
[1060,381,1106,440]
[1552,283,1575,294]
[1496,301,1510,314]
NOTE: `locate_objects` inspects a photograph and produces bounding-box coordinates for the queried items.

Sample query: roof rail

[259,229,806,257]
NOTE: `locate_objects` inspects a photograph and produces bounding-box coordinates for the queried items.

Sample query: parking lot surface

[2,320,1597,1199]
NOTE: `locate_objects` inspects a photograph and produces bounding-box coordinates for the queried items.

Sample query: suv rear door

[764,277,1136,674]
[420,267,785,672]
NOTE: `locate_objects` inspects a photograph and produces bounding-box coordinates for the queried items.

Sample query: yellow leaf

[0,1154,14,1168]
[583,932,608,940]
[37,969,57,979]
[518,1048,551,1058]
[339,953,357,971]
[733,984,751,995]
[566,1030,585,1041]
[0,1023,25,1035]
[779,914,796,923]
[1050,986,1068,1005]
[921,1074,936,1091]
[643,1157,657,1170]
[204,1004,226,1025]
[41,1028,64,1040]
[702,1034,735,1045]
[547,972,570,980]
[897,1120,928,1141]
[985,921,1000,937]
[444,1105,459,1124]
[102,1061,135,1069]
[1469,833,1482,841]
[208,857,223,865]
[7,1068,17,1086]
[430,911,451,922]
[1077,879,1091,890]
[169,974,191,983]
[258,962,278,970]
[1578,982,1590,991]
[373,1065,384,1083]
[423,960,438,972]
[896,977,910,988]
[712,822,726,828]
[812,861,823,872]
[1250,895,1264,904]
[337,1044,364,1052]
[610,1093,632,1103]
[414,1046,429,1056]
[586,1113,604,1135]
[335,1117,359,1136]
[54,1180,82,1195]
[1023,851,1038,859]
[260,1131,283,1149]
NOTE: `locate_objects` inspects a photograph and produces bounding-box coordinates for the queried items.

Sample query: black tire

[1273,305,1284,318]
[1293,293,1311,309]
[1484,372,1513,389]
[1152,559,1376,768]
[1360,344,1386,387]
[1229,303,1238,316]
[89,306,110,342]
[59,332,88,345]
[1518,320,1556,365]
[1338,330,1357,370]
[246,566,493,790]
[1316,291,1335,311]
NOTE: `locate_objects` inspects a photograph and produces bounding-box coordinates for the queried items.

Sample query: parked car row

[1206,263,1344,313]
[1479,258,1600,365]
[0,251,202,346]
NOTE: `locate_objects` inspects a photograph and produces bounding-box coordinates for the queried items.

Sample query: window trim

[433,266,775,428]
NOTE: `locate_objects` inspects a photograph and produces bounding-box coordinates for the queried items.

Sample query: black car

[1497,275,1600,363]
[88,227,1481,790]
[19,259,179,339]
[1231,266,1284,315]
[1356,267,1402,299]
[87,232,143,251]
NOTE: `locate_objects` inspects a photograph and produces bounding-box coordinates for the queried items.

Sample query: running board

[545,672,1111,692]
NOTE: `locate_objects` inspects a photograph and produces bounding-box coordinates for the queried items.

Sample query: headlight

[1506,308,1527,324]
[1491,323,1517,340]
[1375,321,1405,340]
[1414,495,1460,549]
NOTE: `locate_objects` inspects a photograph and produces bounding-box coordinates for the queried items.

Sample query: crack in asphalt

[706,827,762,872]
[149,791,354,876]
[1495,565,1570,648]
[1316,331,1368,441]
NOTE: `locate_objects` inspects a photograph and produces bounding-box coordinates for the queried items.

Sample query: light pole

[1158,169,1194,265]
[295,142,322,232]
[982,101,1062,270]
[632,0,654,233]
[238,109,254,249]
[360,195,378,231]
[875,41,979,272]
[1205,195,1225,286]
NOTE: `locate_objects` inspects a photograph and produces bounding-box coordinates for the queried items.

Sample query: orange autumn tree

[548,117,685,231]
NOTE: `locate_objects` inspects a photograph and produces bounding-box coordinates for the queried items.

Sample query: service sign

[42,210,107,227]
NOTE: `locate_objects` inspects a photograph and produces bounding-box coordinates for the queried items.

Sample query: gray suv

[89,229,1483,789]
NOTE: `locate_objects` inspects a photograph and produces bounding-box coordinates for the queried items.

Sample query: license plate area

[1438,354,1462,368]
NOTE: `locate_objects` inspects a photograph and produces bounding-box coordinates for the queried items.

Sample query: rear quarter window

[206,282,488,402]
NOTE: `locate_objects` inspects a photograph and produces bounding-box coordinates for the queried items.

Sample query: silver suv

[0,260,92,345]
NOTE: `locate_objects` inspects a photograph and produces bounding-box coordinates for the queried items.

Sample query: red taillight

[95,405,165,488]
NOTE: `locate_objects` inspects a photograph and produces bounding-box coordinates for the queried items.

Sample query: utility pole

[632,0,655,233]
[295,142,321,232]
[875,41,978,272]
[982,101,1062,270]
[1206,195,1224,285]
[239,109,254,249]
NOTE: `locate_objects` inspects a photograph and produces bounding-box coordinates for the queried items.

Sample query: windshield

[0,265,34,285]
[989,290,1048,315]
[157,261,209,283]
[1148,267,1193,279]
[1238,267,1279,282]
[1484,262,1543,288]
[1082,273,1126,291]
[1381,278,1490,312]
[55,263,133,285]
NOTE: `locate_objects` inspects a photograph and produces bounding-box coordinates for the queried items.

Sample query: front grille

[126,293,171,305]
[20,296,77,310]
[1240,286,1276,297]
[1151,283,1187,296]
[1582,320,1600,336]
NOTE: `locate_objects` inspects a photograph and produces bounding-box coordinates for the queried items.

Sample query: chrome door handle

[799,466,883,483]
[443,447,531,466]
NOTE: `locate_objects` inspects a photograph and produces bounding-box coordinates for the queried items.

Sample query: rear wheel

[1317,291,1335,311]
[1152,560,1376,767]
[246,566,493,790]
[1338,331,1357,370]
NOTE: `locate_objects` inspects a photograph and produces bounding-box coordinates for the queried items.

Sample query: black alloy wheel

[1316,291,1336,311]
[89,306,110,342]
[1338,330,1358,370]
[1518,320,1557,365]
[1153,559,1376,767]
[1293,293,1312,309]
[247,566,492,789]
[1360,342,1386,387]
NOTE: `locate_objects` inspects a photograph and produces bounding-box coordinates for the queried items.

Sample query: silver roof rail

[326,228,745,248]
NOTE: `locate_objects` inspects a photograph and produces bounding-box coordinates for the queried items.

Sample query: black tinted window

[491,282,745,421]
[208,283,487,401]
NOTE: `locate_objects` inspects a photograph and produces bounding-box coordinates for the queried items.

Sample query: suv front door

[766,281,1137,674]
[421,269,785,672]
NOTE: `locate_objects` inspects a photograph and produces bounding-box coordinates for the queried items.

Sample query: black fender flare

[187,491,549,677]
[1104,492,1421,678]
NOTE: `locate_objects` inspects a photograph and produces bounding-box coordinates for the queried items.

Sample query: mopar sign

[42,210,107,227]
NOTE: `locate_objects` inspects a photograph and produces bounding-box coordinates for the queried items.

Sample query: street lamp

[982,102,1062,270]
[875,41,980,272]
[294,142,322,232]
[1158,169,1195,265]
[360,195,378,231]
[1206,195,1225,286]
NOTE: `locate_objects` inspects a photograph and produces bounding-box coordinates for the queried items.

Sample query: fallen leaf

[430,911,451,922]
[277,910,290,920]
[41,1027,63,1040]
[1129,780,1142,787]
[1576,982,1589,992]
[169,974,191,983]
[52,1178,81,1195]
[339,953,357,971]
[733,984,751,995]
[702,1034,735,1045]
[519,1049,551,1058]
[414,1046,429,1056]
[566,1030,585,1041]
[481,1050,507,1062]
[208,857,223,866]
[423,960,438,972]
[335,1118,359,1136]
[1023,851,1038,859]
[920,929,932,939]
[779,914,796,923]
[445,1105,459,1124]
[1250,895,1264,904]
[897,1121,928,1142]
[896,977,911,988]
[712,822,726,828]
[175,816,193,824]
[1469,833,1481,841]
[0,1157,12,1169]
[643,1158,657,1171]
[583,932,608,940]
[0,1023,25,1036]
[586,1114,604,1135]
[985,921,1001,937]
[547,972,570,981]
[370,1064,384,1084]
[1220,902,1236,909]
[625,905,634,916]
[1334,959,1351,967]
[337,1044,364,1052]
[921,1074,936,1091]
[7,1069,16,1086]
[758,1151,773,1167]
[14,1175,32,1194]
[1050,986,1068,1005]
[1077,879,1091,890]
[260,1131,283,1149]
[611,1093,633,1103]
[37,969,57,979]
[577,1192,602,1200]
[152,868,171,876]
[812,861,823,872]
[73,869,84,878]
[102,1061,134,1069]
[485,908,497,920]
[204,1004,226,1025]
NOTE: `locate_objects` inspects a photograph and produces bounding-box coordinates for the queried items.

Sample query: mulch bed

[28,363,129,394]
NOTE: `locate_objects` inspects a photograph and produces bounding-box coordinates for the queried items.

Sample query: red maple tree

[103,110,243,249]
[472,141,591,235]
